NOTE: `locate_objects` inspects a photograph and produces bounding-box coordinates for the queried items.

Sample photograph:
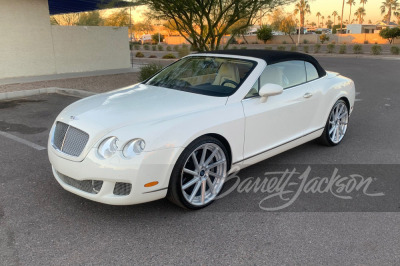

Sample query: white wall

[0,0,130,80]
[0,0,56,79]
[346,25,362,34]
[51,26,130,74]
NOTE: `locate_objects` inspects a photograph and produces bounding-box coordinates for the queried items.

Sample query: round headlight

[98,137,119,159]
[123,139,146,158]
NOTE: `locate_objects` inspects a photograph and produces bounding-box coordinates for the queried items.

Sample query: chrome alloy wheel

[328,101,349,144]
[180,143,227,206]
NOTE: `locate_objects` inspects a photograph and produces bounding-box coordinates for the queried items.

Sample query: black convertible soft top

[201,49,327,77]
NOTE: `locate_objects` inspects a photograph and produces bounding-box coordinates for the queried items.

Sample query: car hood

[57,83,227,144]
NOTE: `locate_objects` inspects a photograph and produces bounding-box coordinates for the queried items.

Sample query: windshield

[145,56,257,97]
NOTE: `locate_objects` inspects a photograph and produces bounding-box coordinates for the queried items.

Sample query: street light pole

[297,22,301,45]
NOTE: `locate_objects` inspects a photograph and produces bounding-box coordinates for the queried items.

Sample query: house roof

[201,49,327,77]
[376,21,399,26]
[48,0,132,15]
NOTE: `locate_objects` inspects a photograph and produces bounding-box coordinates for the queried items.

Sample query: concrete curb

[0,87,97,101]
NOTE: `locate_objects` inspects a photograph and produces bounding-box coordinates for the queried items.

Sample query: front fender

[99,102,246,165]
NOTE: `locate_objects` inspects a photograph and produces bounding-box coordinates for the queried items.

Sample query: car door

[241,60,322,160]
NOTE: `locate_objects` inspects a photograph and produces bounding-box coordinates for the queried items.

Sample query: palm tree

[347,0,356,23]
[316,12,321,27]
[321,15,325,27]
[294,0,311,29]
[332,11,338,25]
[340,0,346,33]
[380,0,399,24]
[360,0,368,22]
[360,0,368,7]
[354,7,366,23]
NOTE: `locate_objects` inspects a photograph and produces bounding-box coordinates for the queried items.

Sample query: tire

[167,136,230,209]
[318,99,349,146]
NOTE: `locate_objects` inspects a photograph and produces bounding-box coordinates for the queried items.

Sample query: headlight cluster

[97,137,146,159]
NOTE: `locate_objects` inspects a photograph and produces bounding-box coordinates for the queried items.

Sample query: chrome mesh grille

[57,171,103,194]
[113,183,132,196]
[53,122,89,157]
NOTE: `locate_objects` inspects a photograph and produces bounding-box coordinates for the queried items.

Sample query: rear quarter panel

[315,72,355,128]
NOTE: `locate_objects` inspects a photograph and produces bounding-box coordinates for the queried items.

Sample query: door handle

[303,92,313,99]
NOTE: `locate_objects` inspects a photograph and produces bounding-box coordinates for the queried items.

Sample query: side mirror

[259,83,283,103]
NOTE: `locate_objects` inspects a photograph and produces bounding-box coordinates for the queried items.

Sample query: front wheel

[167,136,229,209]
[318,99,349,146]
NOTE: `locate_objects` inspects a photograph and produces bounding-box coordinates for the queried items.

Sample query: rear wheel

[319,99,349,146]
[167,136,229,209]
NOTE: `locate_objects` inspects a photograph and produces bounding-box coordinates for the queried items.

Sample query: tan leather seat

[260,66,284,87]
[246,66,284,98]
[212,63,240,88]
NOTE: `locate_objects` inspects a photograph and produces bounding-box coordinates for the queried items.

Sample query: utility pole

[129,5,132,42]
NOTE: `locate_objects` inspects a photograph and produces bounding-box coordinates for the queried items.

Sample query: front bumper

[49,146,184,205]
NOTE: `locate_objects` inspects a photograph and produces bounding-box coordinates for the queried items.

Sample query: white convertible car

[48,50,355,209]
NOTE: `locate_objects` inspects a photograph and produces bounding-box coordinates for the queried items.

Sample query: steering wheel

[175,80,192,88]
[221,79,239,87]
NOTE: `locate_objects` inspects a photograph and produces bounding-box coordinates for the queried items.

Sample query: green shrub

[265,46,273,50]
[319,34,330,44]
[232,46,238,49]
[339,44,347,54]
[303,39,309,44]
[135,52,144,58]
[364,40,369,44]
[166,46,172,51]
[143,44,150,50]
[303,45,309,53]
[173,45,180,52]
[131,43,140,50]
[314,44,321,53]
[390,46,400,55]
[178,46,190,58]
[157,45,164,51]
[151,33,164,44]
[256,25,273,44]
[327,43,336,53]
[162,53,177,59]
[148,55,157,58]
[282,41,287,44]
[152,45,156,51]
[240,46,247,50]
[290,45,297,52]
[353,44,363,54]
[277,46,286,51]
[139,64,163,81]
[371,44,382,55]
[379,27,400,44]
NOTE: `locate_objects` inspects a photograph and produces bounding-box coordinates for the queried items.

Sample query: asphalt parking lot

[1,57,400,265]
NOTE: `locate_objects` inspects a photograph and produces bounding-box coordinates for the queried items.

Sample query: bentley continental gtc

[48,50,355,209]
